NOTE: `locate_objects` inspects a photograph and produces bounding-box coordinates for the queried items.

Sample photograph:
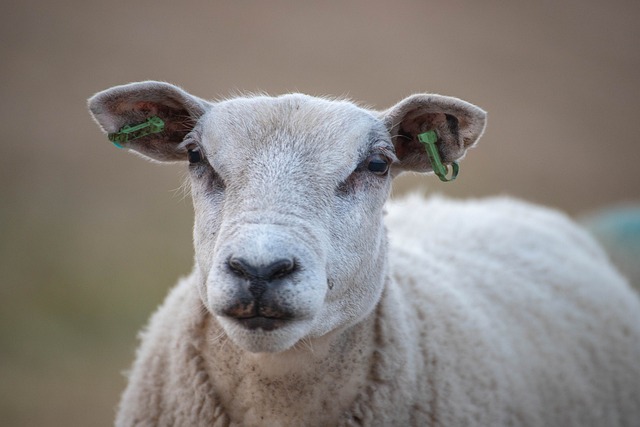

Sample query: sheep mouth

[220,298,297,331]
[234,316,293,331]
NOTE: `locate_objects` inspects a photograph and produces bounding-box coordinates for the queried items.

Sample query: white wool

[86,82,640,426]
[115,195,640,426]
[385,195,640,425]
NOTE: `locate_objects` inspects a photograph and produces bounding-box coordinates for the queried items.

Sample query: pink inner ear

[401,110,447,136]
[132,101,160,116]
[393,135,419,160]
[121,101,195,139]
[394,111,447,160]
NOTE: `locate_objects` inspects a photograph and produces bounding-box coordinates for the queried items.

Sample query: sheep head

[88,81,486,353]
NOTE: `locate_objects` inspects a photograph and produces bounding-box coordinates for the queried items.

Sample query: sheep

[88,81,640,427]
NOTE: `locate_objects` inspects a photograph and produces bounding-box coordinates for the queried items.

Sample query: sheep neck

[201,307,378,426]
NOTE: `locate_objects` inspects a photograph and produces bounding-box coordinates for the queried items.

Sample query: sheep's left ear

[381,94,486,175]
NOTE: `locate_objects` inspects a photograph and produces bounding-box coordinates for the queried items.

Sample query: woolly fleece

[116,195,640,427]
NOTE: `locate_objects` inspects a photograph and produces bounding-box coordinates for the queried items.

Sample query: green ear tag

[417,130,459,182]
[107,116,165,148]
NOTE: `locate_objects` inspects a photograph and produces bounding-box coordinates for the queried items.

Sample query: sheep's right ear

[88,81,212,162]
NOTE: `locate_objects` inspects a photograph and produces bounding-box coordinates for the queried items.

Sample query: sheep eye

[188,148,202,164]
[366,154,390,175]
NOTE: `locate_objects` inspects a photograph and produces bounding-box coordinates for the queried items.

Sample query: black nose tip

[227,256,296,281]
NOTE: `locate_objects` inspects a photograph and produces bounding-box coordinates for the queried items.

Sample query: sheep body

[116,194,640,426]
[87,82,640,426]
[387,195,640,426]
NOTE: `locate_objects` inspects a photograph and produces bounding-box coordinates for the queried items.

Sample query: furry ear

[88,81,212,162]
[381,94,486,175]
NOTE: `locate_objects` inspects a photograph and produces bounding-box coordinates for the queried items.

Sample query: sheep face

[88,82,486,354]
[188,95,394,352]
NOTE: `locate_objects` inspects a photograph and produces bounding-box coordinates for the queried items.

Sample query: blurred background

[1,0,639,425]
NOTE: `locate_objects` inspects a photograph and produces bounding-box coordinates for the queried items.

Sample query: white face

[90,82,486,353]
[187,95,395,353]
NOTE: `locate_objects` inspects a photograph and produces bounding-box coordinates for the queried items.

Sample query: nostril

[227,256,297,281]
[228,257,249,277]
[268,258,296,280]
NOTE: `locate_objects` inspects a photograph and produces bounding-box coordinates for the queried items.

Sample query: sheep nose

[227,256,296,282]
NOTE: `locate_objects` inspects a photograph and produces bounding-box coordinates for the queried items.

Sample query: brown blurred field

[1,1,639,425]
